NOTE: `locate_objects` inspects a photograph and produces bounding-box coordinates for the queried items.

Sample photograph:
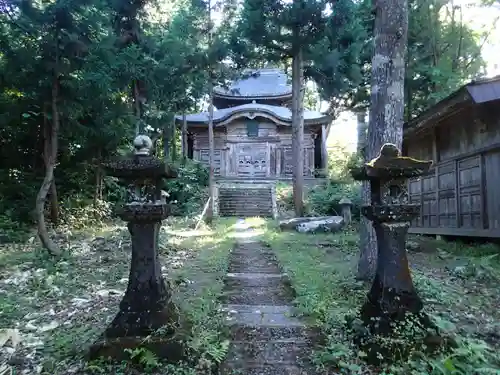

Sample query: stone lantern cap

[117,203,171,222]
[350,143,433,181]
[103,135,177,180]
[339,197,352,206]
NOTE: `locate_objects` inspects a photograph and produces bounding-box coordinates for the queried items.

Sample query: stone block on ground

[279,216,332,231]
[294,216,344,233]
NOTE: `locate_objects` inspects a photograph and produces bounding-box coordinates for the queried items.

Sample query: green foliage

[263,225,500,375]
[125,347,160,372]
[164,159,209,216]
[307,180,361,217]
[58,198,113,229]
[349,0,488,117]
[0,0,240,241]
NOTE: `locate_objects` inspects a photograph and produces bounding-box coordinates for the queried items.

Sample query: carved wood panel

[198,149,222,176]
[236,144,268,177]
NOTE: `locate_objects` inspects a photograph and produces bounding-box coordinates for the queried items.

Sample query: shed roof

[213,68,292,100]
[404,75,500,138]
[175,103,330,126]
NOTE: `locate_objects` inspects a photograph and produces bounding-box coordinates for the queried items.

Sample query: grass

[0,217,239,375]
[261,222,500,375]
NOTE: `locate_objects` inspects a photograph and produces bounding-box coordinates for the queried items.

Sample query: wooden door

[237,143,268,177]
[484,150,500,230]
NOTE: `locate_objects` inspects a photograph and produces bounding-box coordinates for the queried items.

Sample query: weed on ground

[0,218,237,375]
[262,223,500,374]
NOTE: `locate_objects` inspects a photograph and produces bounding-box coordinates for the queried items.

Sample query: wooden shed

[403,76,500,238]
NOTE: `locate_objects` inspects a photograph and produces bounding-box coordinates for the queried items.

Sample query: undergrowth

[263,223,500,375]
[0,218,237,375]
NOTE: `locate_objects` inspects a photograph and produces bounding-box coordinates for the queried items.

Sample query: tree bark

[36,77,61,256]
[291,46,305,217]
[94,149,103,205]
[49,181,59,224]
[206,0,215,223]
[133,80,142,135]
[163,120,170,161]
[356,109,376,281]
[206,89,215,223]
[42,104,59,225]
[181,113,188,158]
[170,115,177,161]
[359,0,408,281]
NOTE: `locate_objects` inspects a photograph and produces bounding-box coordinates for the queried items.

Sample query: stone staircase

[216,182,277,218]
[219,222,317,374]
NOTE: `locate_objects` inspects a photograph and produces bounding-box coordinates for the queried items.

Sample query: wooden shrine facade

[181,116,328,179]
[176,68,331,180]
[403,76,500,238]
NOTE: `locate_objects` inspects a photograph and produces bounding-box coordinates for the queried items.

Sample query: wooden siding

[405,102,500,238]
[191,118,319,178]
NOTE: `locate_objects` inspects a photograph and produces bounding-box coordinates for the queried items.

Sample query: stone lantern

[351,143,432,332]
[338,197,352,225]
[89,134,182,361]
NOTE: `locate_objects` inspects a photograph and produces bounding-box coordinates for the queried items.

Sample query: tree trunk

[181,113,188,158]
[36,77,61,256]
[94,149,103,205]
[163,118,170,161]
[49,181,59,224]
[170,115,177,161]
[356,109,376,281]
[359,0,408,281]
[291,46,305,217]
[206,0,215,223]
[42,104,59,225]
[206,89,215,223]
[133,80,142,135]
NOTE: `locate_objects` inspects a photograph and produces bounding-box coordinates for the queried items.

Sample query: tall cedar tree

[353,0,485,281]
[238,0,366,216]
[359,0,408,282]
[8,0,96,256]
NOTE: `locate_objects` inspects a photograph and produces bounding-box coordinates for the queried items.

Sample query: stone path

[219,221,316,375]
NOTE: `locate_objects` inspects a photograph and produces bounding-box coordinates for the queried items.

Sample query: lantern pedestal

[349,144,446,364]
[89,137,183,362]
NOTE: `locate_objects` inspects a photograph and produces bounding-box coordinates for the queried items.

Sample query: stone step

[219,362,308,375]
[222,286,294,305]
[219,192,271,196]
[219,195,272,200]
[221,211,274,218]
[230,324,312,342]
[222,304,304,327]
[225,339,311,364]
[224,273,289,289]
[218,186,275,218]
[229,253,281,273]
[229,254,278,264]
[228,264,282,274]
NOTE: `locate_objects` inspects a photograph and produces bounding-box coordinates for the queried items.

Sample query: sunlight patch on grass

[0,218,239,375]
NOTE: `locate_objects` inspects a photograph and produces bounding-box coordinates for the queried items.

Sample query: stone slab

[222,304,304,327]
[223,286,293,305]
[219,362,309,375]
[224,273,289,288]
[226,339,310,364]
[229,325,311,342]
[228,263,282,274]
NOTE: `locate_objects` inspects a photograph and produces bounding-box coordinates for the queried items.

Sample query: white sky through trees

[207,0,500,151]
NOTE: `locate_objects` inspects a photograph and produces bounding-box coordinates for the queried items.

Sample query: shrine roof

[174,103,330,126]
[213,68,292,99]
[404,75,500,138]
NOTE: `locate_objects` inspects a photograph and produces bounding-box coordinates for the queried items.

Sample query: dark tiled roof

[213,68,292,98]
[404,75,500,136]
[175,103,330,126]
